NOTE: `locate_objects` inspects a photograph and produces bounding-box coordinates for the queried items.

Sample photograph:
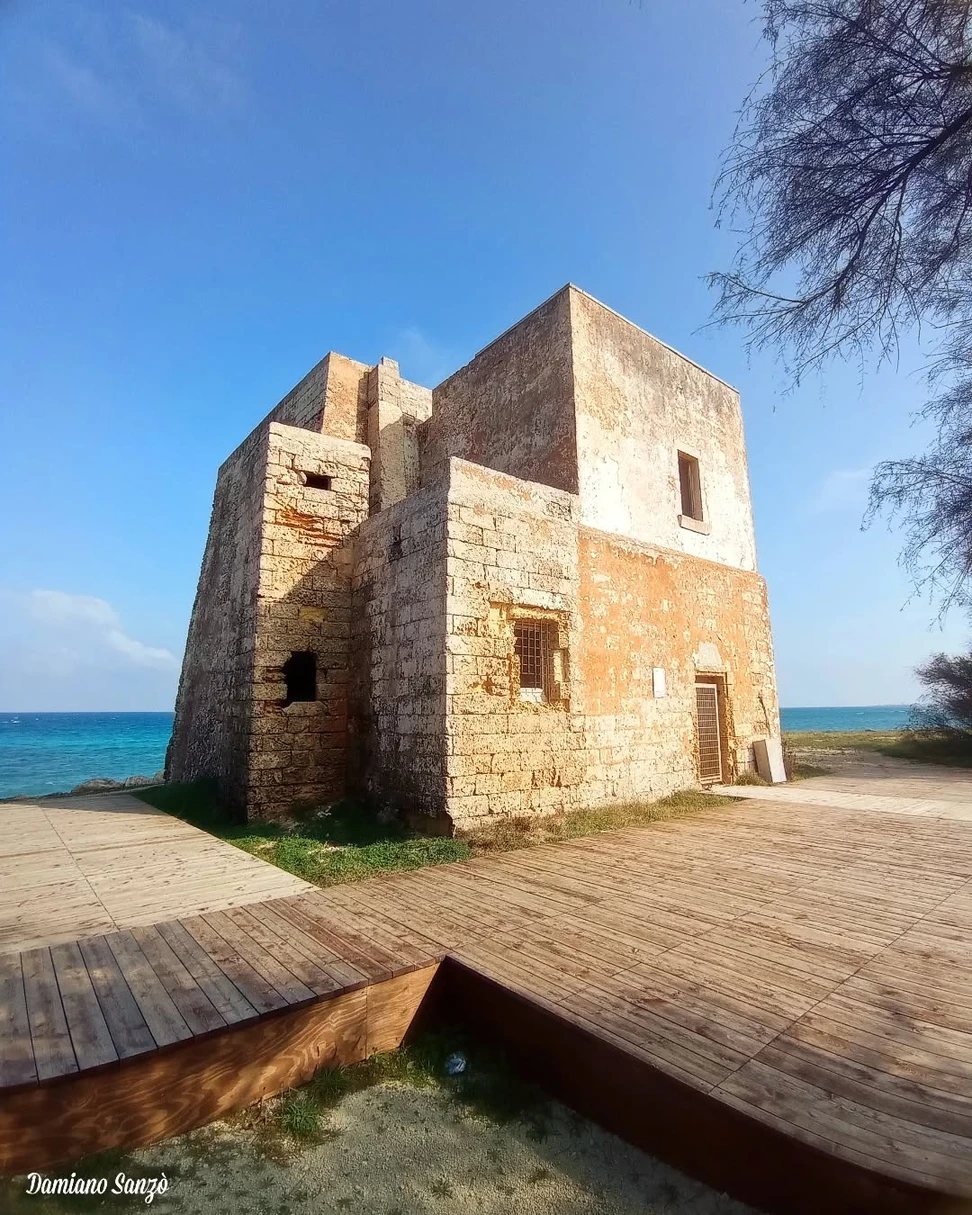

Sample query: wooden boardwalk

[2,788,972,1212]
[0,793,311,955]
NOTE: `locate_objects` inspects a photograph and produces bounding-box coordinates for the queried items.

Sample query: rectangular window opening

[514,619,559,702]
[304,472,332,491]
[678,452,703,521]
[283,651,317,704]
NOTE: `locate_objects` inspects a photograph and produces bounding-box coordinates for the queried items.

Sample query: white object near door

[753,737,787,783]
[652,667,666,698]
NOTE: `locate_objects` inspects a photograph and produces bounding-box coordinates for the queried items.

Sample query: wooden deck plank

[153,920,257,1026]
[219,906,341,998]
[259,898,395,984]
[244,902,371,990]
[3,784,972,1204]
[78,935,157,1061]
[50,941,117,1071]
[22,947,77,1081]
[129,925,227,1037]
[0,953,36,1087]
[179,915,291,1016]
[104,931,193,1049]
[288,895,425,976]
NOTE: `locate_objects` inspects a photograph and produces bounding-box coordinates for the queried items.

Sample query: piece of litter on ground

[444,1049,466,1078]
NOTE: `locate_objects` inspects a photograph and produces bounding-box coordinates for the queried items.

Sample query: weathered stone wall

[442,459,581,826]
[575,529,779,801]
[350,477,449,824]
[420,288,577,494]
[568,287,758,570]
[366,359,433,512]
[166,423,270,807]
[247,424,371,820]
[268,351,370,443]
[439,458,779,829]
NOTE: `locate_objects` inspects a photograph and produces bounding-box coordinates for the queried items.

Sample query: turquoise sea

[779,704,913,733]
[0,712,175,800]
[0,705,914,800]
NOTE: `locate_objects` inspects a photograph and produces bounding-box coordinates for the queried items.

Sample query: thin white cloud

[41,42,125,123]
[20,9,246,132]
[128,12,245,116]
[105,629,176,669]
[13,589,177,671]
[808,466,872,515]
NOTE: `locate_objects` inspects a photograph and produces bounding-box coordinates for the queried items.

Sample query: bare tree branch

[714,0,972,614]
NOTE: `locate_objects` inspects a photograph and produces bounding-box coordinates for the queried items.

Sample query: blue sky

[1,0,966,711]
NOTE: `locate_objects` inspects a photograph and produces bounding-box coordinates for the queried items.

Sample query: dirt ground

[5,1083,756,1215]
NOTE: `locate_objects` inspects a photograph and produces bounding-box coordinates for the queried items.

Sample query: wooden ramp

[2,796,972,1214]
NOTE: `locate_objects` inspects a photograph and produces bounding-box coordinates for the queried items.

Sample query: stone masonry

[168,285,784,828]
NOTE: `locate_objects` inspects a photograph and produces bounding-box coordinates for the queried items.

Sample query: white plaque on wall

[652,667,667,698]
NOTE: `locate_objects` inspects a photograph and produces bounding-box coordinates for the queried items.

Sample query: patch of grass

[247,1030,552,1158]
[733,770,769,786]
[136,783,469,888]
[880,729,972,767]
[465,788,734,855]
[789,761,832,779]
[784,728,972,768]
[139,782,736,880]
[783,730,907,752]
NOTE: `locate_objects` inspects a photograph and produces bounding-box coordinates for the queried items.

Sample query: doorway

[695,681,724,784]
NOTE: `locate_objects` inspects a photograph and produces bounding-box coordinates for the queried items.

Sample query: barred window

[514,619,558,702]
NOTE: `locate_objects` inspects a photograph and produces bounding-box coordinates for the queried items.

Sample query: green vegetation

[784,728,972,768]
[783,730,907,753]
[465,788,735,855]
[238,1029,553,1158]
[135,782,469,886]
[137,782,737,887]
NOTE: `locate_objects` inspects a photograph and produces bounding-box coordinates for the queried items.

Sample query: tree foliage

[913,649,972,732]
[713,1,972,612]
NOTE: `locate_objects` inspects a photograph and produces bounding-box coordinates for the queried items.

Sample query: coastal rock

[70,772,163,795]
[70,778,125,793]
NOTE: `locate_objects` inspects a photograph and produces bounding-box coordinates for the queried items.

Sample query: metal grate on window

[514,619,551,695]
[695,683,723,782]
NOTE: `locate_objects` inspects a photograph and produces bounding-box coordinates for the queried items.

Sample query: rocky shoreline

[0,771,165,803]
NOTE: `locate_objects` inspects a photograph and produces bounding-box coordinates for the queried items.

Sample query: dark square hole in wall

[283,651,317,704]
[304,472,332,491]
[389,525,403,561]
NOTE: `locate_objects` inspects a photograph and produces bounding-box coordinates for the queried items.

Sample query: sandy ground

[6,1083,757,1215]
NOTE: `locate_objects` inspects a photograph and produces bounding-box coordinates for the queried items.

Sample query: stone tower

[168,286,783,825]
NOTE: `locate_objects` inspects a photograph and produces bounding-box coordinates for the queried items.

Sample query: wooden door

[695,682,723,783]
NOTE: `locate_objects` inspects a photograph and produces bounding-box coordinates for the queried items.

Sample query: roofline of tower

[434,283,737,395]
